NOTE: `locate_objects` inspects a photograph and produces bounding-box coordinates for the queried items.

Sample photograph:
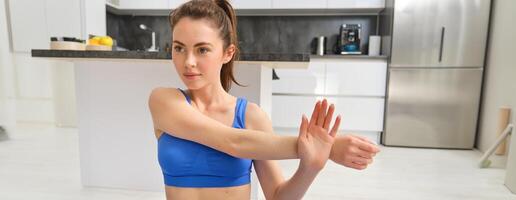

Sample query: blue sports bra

[157,88,252,188]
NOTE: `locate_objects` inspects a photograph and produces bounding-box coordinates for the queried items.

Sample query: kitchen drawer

[271,95,385,132]
[325,59,387,96]
[272,61,325,94]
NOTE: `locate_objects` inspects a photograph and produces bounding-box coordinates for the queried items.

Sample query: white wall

[477,0,516,157]
[0,0,16,133]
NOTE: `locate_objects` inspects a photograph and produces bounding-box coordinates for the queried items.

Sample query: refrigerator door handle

[439,27,445,62]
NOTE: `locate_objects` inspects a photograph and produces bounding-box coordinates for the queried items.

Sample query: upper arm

[148,87,237,155]
[245,103,285,200]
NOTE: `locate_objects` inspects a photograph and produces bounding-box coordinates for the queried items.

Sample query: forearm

[271,166,319,200]
[228,128,299,160]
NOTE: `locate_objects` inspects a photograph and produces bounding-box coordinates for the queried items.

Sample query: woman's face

[172,17,234,90]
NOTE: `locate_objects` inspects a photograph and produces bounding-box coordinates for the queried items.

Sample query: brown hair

[169,0,242,92]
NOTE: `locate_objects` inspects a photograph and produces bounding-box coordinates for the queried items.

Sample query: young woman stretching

[149,1,380,199]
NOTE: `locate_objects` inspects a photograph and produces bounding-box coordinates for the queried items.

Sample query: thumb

[299,114,309,138]
[329,115,341,138]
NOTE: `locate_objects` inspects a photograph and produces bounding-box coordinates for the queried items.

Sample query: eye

[198,47,210,54]
[173,46,184,53]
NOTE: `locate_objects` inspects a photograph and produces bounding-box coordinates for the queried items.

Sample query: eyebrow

[172,40,213,47]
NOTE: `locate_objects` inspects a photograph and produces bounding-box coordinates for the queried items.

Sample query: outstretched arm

[148,87,338,161]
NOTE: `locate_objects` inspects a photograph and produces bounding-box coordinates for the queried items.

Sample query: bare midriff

[165,184,251,200]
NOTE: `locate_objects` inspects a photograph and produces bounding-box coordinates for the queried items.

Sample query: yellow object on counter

[88,36,113,46]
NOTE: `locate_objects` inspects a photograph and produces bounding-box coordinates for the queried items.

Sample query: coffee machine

[339,24,362,54]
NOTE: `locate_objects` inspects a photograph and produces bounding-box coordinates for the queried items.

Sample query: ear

[223,44,236,64]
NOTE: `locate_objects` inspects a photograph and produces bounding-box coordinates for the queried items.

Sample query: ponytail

[169,0,242,92]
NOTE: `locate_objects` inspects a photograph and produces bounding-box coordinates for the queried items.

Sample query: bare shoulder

[245,102,273,132]
[149,87,185,137]
[148,87,183,107]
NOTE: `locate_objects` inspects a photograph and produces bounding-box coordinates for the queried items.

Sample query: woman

[148,0,380,199]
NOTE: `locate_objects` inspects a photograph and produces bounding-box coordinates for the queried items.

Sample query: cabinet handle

[272,69,280,80]
[439,27,445,62]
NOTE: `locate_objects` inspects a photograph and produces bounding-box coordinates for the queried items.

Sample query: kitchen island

[31,50,309,196]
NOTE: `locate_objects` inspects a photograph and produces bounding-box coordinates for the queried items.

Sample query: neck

[188,83,233,110]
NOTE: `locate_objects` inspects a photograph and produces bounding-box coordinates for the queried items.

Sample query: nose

[184,52,196,68]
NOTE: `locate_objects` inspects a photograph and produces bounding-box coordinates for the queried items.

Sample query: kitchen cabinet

[8,0,83,53]
[271,58,388,132]
[325,59,386,96]
[169,0,190,9]
[46,0,82,39]
[8,0,49,52]
[232,0,272,9]
[272,0,326,9]
[327,0,385,9]
[118,0,168,9]
[272,61,325,94]
[271,95,384,132]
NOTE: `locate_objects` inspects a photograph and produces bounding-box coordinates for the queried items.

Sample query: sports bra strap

[177,88,191,104]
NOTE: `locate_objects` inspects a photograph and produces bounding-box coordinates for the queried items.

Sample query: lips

[183,73,201,79]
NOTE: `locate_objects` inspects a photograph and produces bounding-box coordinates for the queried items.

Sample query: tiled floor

[1,123,515,200]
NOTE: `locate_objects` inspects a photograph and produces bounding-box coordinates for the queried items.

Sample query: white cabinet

[8,0,49,52]
[271,58,388,132]
[271,95,322,128]
[118,0,168,9]
[9,0,83,53]
[325,59,387,96]
[272,61,325,94]
[271,95,384,132]
[327,0,385,9]
[169,0,190,9]
[232,0,272,9]
[327,97,384,131]
[46,0,82,39]
[272,0,326,9]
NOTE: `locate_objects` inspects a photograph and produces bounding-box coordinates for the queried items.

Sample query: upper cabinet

[9,0,83,53]
[117,0,168,9]
[109,0,385,14]
[327,0,385,9]
[9,0,49,52]
[169,0,190,9]
[272,0,326,9]
[232,0,272,9]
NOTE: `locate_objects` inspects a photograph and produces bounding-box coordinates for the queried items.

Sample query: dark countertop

[310,54,388,59]
[31,50,387,62]
[31,49,310,62]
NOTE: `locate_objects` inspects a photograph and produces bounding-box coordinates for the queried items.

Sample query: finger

[329,115,341,137]
[356,149,374,159]
[354,136,380,153]
[323,104,335,130]
[354,135,379,146]
[347,162,367,170]
[317,99,328,126]
[309,101,321,129]
[358,140,380,153]
[299,114,309,138]
[351,157,372,165]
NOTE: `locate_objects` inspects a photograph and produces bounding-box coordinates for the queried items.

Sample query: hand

[330,134,380,170]
[297,99,341,173]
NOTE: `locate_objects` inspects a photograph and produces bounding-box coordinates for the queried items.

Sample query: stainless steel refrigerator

[381,0,492,148]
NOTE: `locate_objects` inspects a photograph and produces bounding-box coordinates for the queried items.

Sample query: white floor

[0,123,515,200]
